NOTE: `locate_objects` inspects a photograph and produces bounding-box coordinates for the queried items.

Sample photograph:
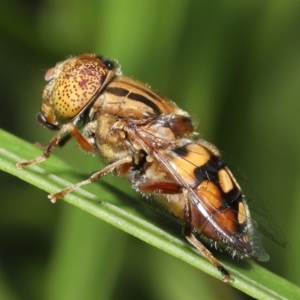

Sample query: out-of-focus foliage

[1,0,300,299]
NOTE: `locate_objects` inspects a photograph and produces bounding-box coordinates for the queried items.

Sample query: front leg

[17,123,95,169]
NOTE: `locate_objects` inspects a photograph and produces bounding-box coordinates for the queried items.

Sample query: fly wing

[160,142,270,259]
[128,123,272,258]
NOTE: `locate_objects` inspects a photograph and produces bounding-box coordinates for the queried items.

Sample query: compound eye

[36,112,60,131]
[50,56,110,120]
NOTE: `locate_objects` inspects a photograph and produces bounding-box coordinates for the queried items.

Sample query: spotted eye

[43,55,114,121]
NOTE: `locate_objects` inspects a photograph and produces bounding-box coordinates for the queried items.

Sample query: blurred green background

[1,0,300,299]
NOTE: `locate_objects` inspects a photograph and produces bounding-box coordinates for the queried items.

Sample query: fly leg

[48,156,132,203]
[17,123,95,169]
[182,190,234,282]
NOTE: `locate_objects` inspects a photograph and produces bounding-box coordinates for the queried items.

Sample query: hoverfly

[17,54,270,281]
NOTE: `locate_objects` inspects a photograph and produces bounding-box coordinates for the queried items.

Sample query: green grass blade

[0,127,299,299]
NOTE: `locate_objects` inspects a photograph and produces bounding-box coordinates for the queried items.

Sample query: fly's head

[37,54,120,130]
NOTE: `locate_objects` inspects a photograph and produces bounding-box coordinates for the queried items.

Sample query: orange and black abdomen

[167,142,254,255]
[190,180,250,250]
